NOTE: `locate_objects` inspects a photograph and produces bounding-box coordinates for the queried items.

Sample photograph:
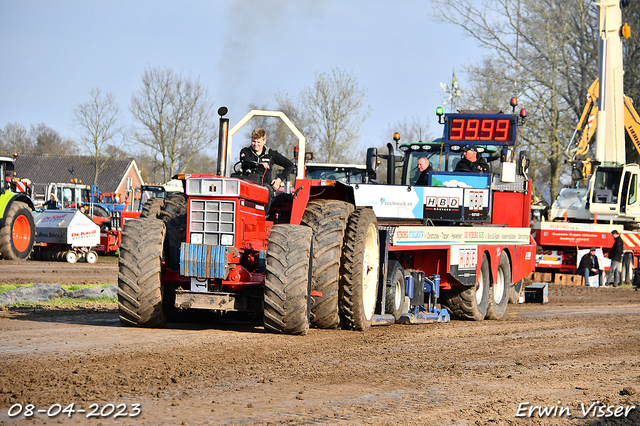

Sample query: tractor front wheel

[118,218,166,327]
[0,201,35,260]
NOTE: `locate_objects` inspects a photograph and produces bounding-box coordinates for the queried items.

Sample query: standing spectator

[43,193,59,210]
[578,247,603,287]
[604,230,624,287]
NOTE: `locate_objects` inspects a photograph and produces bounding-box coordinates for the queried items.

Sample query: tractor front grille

[189,199,235,247]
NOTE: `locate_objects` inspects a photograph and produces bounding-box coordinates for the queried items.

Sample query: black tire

[141,197,166,219]
[301,199,354,329]
[509,279,524,304]
[118,218,166,327]
[91,205,110,218]
[441,253,490,321]
[486,252,511,320]
[158,193,187,271]
[385,260,408,320]
[0,201,35,260]
[263,224,312,335]
[340,208,380,331]
[621,253,634,285]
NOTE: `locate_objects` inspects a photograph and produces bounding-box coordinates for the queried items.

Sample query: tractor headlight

[221,234,234,246]
[191,233,203,244]
[186,178,241,196]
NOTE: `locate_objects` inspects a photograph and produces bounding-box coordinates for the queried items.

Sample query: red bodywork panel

[491,189,531,228]
[95,230,120,253]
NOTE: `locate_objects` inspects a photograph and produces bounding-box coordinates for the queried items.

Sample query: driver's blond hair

[251,128,266,141]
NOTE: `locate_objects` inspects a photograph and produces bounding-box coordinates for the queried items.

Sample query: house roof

[12,154,140,193]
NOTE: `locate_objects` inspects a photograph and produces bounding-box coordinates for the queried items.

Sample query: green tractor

[0,155,35,260]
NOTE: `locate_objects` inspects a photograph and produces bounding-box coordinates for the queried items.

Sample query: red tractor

[119,109,376,335]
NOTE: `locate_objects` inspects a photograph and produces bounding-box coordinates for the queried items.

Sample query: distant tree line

[1,67,379,184]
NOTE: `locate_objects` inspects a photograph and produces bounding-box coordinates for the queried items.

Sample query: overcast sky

[0,0,483,160]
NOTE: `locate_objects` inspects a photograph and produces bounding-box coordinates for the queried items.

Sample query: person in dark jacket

[240,128,294,213]
[415,157,433,186]
[454,145,489,173]
[43,193,59,210]
[578,247,603,287]
[604,230,624,287]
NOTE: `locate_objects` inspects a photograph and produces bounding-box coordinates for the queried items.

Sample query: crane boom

[594,0,626,164]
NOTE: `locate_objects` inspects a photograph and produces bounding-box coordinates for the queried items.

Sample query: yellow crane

[568,78,640,182]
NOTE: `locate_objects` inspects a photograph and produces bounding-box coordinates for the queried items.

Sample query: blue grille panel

[180,243,229,279]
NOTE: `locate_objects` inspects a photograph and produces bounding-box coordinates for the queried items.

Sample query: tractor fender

[0,192,35,228]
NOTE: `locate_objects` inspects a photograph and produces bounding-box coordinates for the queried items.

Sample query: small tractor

[0,154,36,260]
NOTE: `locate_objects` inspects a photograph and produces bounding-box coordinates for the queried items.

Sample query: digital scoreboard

[446,115,517,145]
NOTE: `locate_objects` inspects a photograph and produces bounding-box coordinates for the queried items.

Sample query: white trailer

[33,210,100,263]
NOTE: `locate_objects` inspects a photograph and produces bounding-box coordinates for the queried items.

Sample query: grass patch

[0,283,113,294]
[9,296,117,308]
[0,283,118,308]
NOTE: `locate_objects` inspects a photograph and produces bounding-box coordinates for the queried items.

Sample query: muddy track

[0,261,639,425]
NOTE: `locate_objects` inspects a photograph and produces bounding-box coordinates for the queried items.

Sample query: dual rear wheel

[441,252,511,321]
[302,202,380,331]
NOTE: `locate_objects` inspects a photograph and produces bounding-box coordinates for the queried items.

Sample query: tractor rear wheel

[158,193,187,271]
[301,199,353,329]
[385,260,408,320]
[118,218,166,327]
[263,224,312,335]
[0,201,35,260]
[441,253,490,321]
[485,252,510,320]
[340,208,380,331]
[141,197,166,219]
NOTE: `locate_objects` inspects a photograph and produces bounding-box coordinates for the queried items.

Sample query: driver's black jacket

[454,156,489,173]
[240,146,294,185]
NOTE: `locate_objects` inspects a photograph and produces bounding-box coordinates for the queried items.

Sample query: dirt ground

[0,257,118,285]
[0,260,639,425]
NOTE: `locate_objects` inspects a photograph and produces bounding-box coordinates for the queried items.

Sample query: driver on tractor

[454,144,489,173]
[240,128,294,213]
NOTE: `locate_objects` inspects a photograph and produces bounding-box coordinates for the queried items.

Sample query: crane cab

[589,163,640,219]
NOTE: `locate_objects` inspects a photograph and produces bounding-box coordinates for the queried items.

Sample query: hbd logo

[426,196,460,209]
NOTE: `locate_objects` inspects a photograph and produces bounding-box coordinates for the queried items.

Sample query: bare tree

[623,2,640,111]
[0,123,33,154]
[372,116,438,183]
[130,67,217,182]
[30,124,77,155]
[73,87,124,185]
[431,0,598,202]
[295,68,371,163]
